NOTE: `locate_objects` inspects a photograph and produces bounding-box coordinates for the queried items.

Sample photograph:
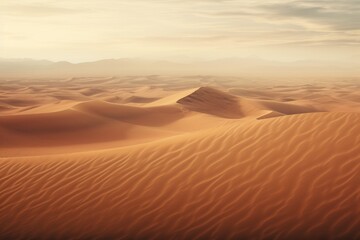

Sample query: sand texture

[0,76,359,239]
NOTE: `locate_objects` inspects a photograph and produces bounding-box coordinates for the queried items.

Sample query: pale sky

[1,0,359,63]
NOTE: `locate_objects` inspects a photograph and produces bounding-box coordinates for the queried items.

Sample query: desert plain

[0,75,359,239]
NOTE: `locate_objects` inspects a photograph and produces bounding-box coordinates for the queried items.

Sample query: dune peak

[176,86,243,118]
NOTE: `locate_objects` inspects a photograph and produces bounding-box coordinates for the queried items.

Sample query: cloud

[270,39,360,47]
[261,1,360,31]
[202,0,360,31]
[0,3,89,17]
[0,0,359,62]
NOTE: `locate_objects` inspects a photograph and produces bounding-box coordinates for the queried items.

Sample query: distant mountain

[0,58,358,78]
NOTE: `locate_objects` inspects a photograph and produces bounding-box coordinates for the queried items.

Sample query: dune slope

[176,87,243,118]
[0,112,359,239]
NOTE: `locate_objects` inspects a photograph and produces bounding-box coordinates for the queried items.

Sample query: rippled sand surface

[0,76,359,239]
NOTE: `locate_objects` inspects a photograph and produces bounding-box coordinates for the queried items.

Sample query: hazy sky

[1,0,359,62]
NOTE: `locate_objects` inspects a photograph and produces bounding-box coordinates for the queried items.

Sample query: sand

[0,76,359,239]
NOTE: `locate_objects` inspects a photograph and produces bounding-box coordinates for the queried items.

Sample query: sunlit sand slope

[0,86,325,157]
[0,112,359,239]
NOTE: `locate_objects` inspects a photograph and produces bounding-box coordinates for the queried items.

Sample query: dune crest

[176,87,243,118]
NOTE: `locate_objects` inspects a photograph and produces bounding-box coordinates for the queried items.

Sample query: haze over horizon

[1,0,359,63]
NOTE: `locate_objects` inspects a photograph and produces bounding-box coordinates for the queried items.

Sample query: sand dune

[0,85,329,156]
[176,87,243,118]
[0,76,359,239]
[0,97,225,156]
[1,112,359,239]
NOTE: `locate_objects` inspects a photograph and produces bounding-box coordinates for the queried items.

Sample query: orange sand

[0,76,359,239]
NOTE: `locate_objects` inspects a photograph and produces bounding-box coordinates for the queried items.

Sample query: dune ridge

[0,85,328,156]
[176,87,243,118]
